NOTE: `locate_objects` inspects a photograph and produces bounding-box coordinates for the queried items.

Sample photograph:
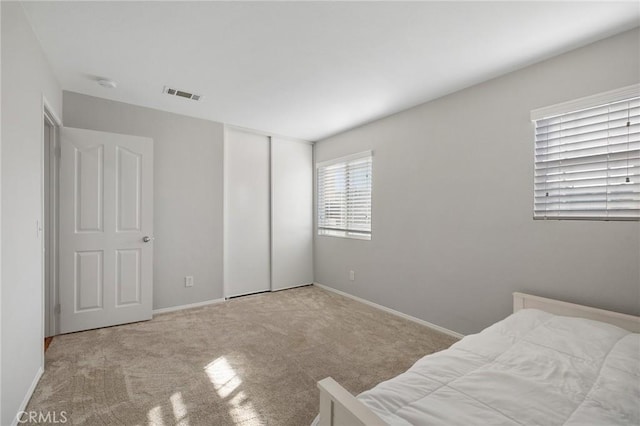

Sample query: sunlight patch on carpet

[205,357,242,398]
[147,405,165,426]
[205,356,261,424]
[170,392,190,426]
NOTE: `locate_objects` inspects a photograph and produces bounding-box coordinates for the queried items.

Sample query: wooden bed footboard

[513,292,640,332]
[317,377,385,426]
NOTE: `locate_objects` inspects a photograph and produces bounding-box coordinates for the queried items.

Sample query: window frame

[316,151,373,240]
[531,84,639,221]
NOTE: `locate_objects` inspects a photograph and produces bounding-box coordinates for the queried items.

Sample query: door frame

[41,96,62,347]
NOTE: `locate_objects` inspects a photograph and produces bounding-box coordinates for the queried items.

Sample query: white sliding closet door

[224,128,271,298]
[271,138,313,290]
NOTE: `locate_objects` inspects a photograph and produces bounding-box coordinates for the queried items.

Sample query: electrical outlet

[185,276,194,287]
[349,270,355,281]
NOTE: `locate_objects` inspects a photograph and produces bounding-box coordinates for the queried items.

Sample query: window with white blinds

[317,151,372,239]
[532,86,639,220]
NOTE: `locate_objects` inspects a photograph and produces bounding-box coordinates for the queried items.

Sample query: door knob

[143,236,154,243]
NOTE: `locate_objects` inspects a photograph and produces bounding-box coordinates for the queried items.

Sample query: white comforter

[357,309,639,425]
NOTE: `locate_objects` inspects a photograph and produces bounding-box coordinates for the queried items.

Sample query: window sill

[533,216,639,221]
[318,230,371,240]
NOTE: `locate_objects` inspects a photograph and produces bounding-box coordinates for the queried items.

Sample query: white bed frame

[317,292,640,426]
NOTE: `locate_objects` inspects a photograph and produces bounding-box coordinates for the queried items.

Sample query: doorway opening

[43,104,60,349]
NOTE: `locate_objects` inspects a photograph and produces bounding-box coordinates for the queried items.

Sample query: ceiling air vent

[163,86,202,101]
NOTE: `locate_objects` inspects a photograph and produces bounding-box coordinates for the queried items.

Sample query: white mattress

[354,309,640,425]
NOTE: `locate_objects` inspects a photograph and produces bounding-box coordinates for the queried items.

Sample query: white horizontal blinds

[534,96,640,219]
[317,153,372,238]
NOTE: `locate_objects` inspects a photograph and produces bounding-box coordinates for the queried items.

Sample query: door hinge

[55,145,61,158]
[55,304,61,314]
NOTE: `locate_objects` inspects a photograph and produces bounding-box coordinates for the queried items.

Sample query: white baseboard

[152,298,225,315]
[313,283,464,339]
[11,366,44,426]
[271,283,313,292]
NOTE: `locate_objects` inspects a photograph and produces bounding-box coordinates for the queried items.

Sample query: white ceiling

[22,1,640,141]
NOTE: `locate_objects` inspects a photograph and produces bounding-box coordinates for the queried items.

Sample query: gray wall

[1,3,62,424]
[314,28,640,336]
[63,92,224,310]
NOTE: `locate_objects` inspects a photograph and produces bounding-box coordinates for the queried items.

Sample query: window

[531,85,639,220]
[317,151,372,239]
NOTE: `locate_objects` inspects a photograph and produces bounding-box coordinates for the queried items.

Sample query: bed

[315,292,640,425]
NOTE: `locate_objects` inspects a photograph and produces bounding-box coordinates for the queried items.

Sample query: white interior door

[224,127,271,298]
[271,137,313,290]
[59,127,153,333]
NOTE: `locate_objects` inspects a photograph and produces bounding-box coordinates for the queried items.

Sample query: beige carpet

[26,285,457,425]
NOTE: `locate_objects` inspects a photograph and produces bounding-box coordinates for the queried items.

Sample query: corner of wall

[1,2,62,425]
[0,1,3,422]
